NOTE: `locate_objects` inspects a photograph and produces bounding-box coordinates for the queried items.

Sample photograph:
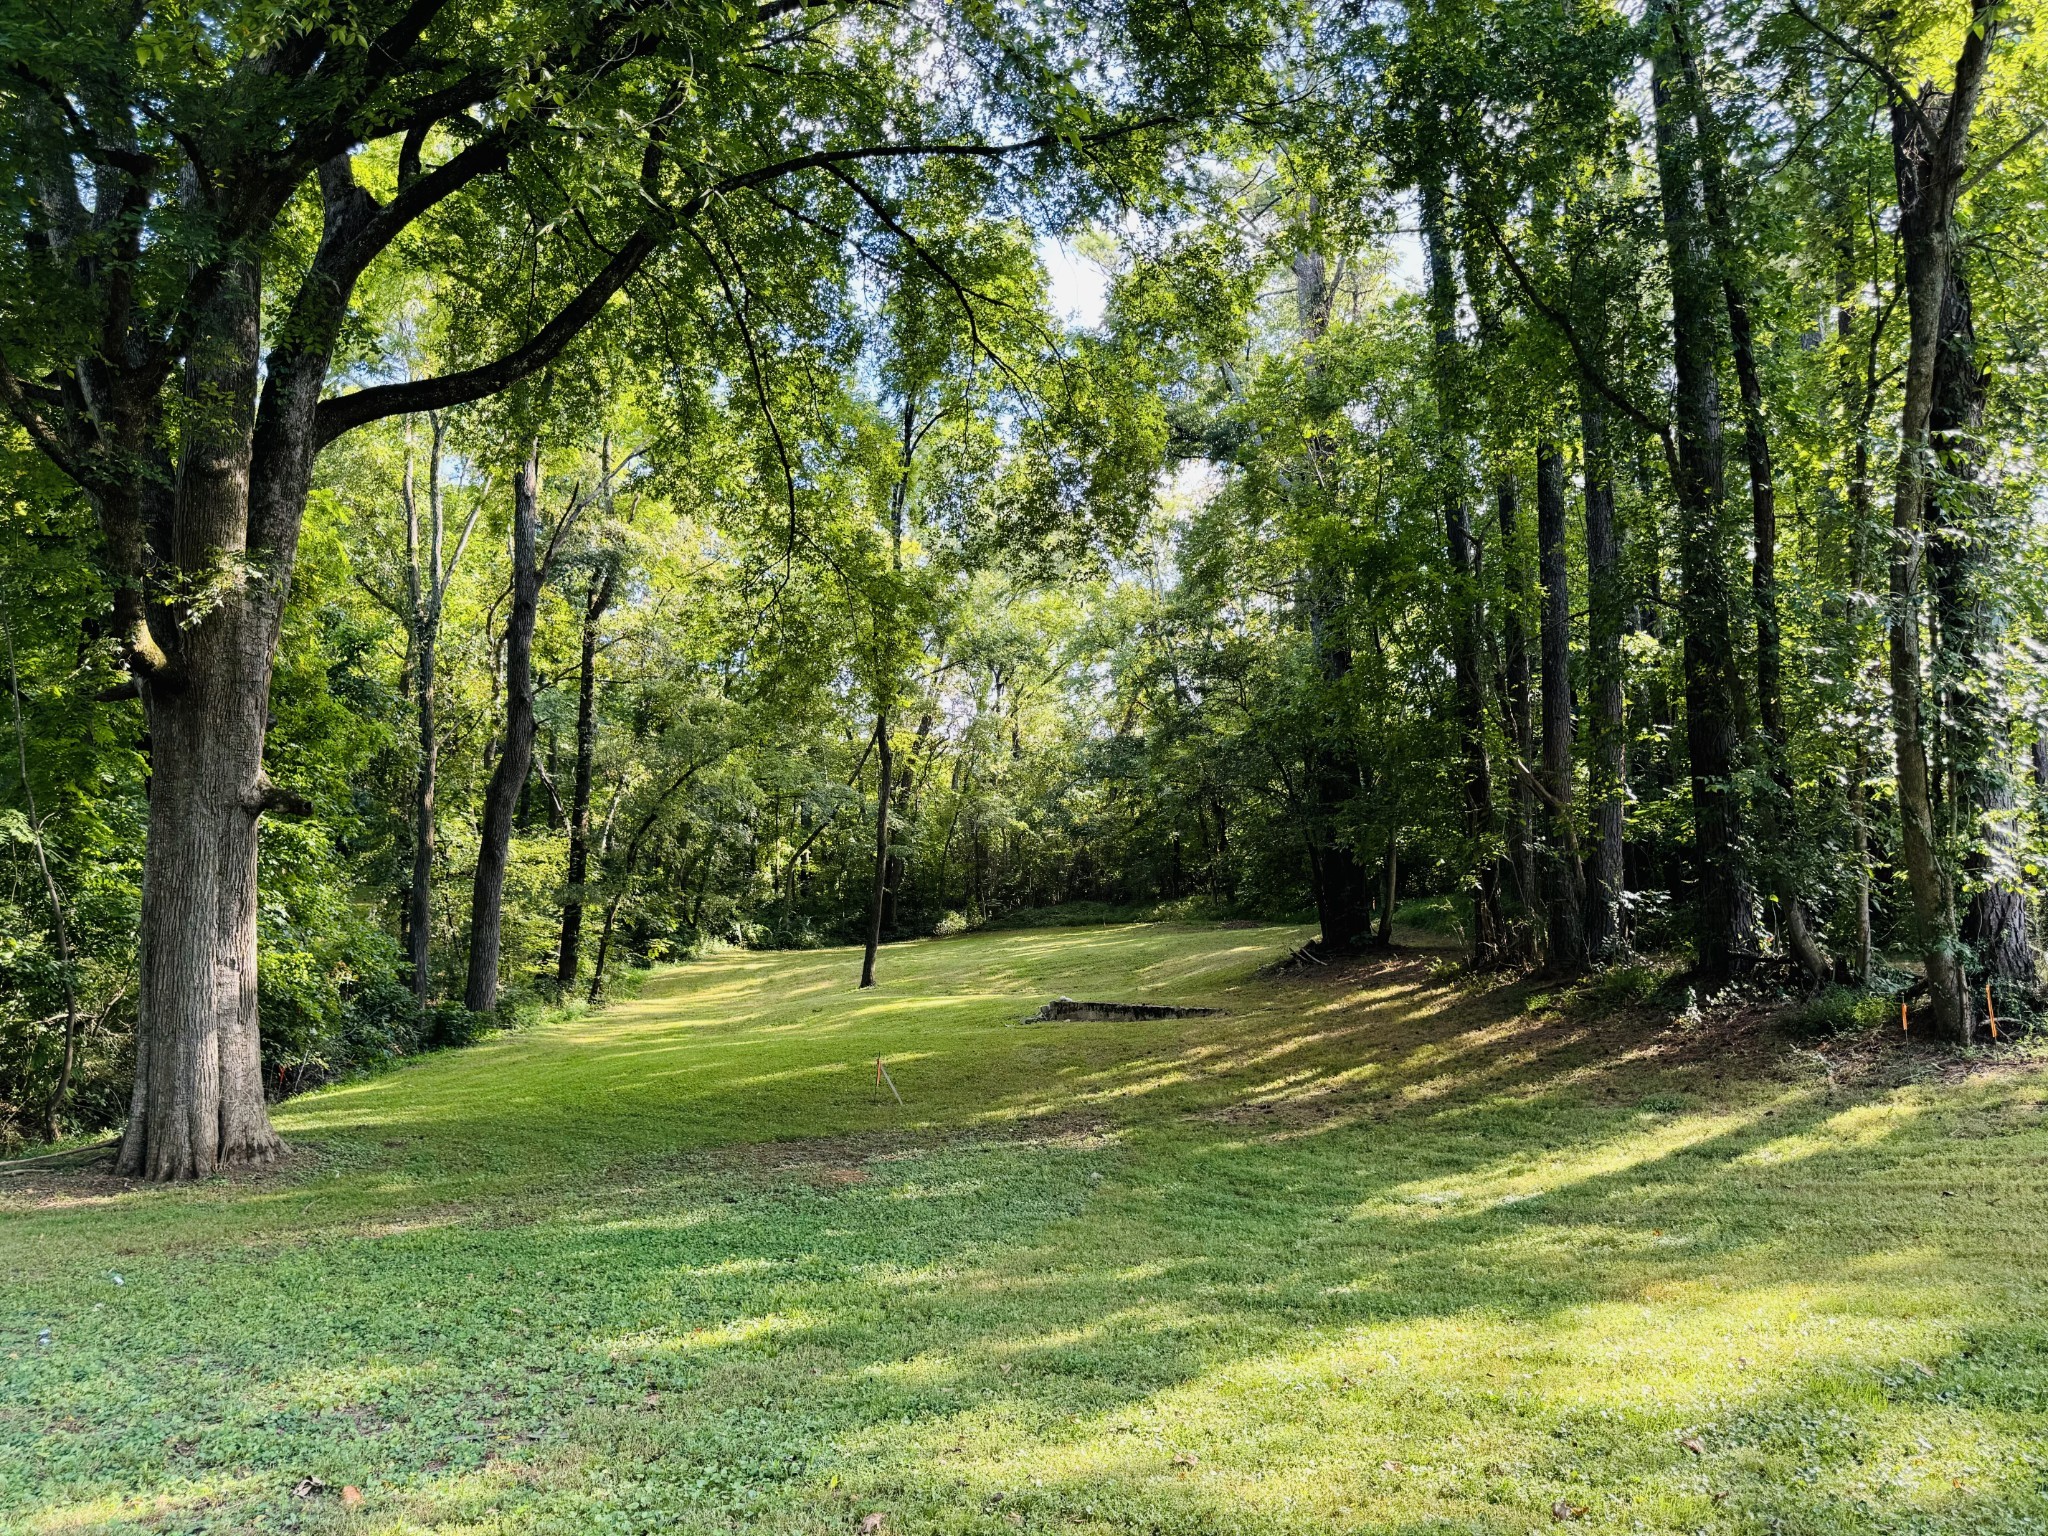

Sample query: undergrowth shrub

[1782,985,1897,1040]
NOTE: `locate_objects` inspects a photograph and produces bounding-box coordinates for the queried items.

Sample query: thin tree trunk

[558,560,617,985]
[880,710,933,936]
[1581,395,1627,959]
[465,447,543,1014]
[1421,176,1502,966]
[1650,5,1755,986]
[860,714,893,989]
[402,414,482,1005]
[1839,263,1881,983]
[1499,471,1539,940]
[1377,830,1397,946]
[1537,442,1587,968]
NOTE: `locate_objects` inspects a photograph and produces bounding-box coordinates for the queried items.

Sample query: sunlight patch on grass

[4,924,2044,1536]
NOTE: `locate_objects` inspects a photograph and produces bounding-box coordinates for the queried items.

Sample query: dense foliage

[3,0,2047,1149]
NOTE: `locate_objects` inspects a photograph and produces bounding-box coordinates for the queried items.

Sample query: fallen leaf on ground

[1171,1451,1199,1468]
[1681,1437,1706,1456]
[341,1486,363,1509]
[859,1514,886,1534]
[1552,1499,1588,1520]
[291,1477,326,1499]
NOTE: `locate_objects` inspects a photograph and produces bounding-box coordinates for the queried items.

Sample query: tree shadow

[7,933,2046,1533]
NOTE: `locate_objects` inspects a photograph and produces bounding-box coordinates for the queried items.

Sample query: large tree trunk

[1580,394,1627,960]
[557,560,616,986]
[465,449,543,1014]
[1650,8,1755,987]
[860,714,893,989]
[1927,260,2036,990]
[117,269,286,1180]
[1888,60,1998,1042]
[1536,442,1587,969]
[1421,178,1502,966]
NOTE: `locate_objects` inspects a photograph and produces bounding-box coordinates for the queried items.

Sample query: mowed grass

[5,923,2048,1536]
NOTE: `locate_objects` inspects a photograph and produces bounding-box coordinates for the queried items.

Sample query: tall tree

[402,413,483,1004]
[1421,177,1503,965]
[1535,440,1585,968]
[1929,257,2033,987]
[1649,0,1755,986]
[1580,394,1626,959]
[1870,0,2003,1041]
[466,448,542,1013]
[557,548,619,988]
[1673,12,1829,983]
[1293,242,1373,952]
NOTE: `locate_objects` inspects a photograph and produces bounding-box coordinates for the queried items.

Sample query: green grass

[4,922,2047,1535]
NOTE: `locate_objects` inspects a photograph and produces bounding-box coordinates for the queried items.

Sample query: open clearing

[5,922,2047,1535]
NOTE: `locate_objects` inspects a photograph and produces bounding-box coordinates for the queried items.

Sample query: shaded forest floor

[4,923,2046,1535]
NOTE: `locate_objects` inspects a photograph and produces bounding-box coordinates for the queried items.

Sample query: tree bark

[465,448,543,1014]
[557,559,617,986]
[1580,394,1627,960]
[1421,177,1502,966]
[1650,6,1755,987]
[117,265,286,1179]
[1537,442,1587,969]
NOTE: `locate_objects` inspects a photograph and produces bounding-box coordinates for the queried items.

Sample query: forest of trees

[2,0,2044,1174]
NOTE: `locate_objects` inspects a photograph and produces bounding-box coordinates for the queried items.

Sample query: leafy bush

[1392,895,1466,939]
[1782,986,1897,1040]
[1584,961,1678,1011]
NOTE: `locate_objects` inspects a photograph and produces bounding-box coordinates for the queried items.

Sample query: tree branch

[1469,204,1681,481]
[313,131,1079,445]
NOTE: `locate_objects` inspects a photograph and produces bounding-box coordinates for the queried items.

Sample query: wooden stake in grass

[1986,984,1998,1040]
[876,1057,903,1105]
[1902,1000,1909,1033]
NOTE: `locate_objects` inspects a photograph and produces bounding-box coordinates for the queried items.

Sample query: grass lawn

[4,922,2047,1535]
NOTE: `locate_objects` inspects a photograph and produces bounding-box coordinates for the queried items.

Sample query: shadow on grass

[6,929,2046,1534]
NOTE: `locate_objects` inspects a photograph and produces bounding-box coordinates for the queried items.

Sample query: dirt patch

[1024,997,1222,1023]
[0,1140,324,1210]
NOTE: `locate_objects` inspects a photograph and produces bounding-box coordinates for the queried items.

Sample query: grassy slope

[3,923,2046,1536]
